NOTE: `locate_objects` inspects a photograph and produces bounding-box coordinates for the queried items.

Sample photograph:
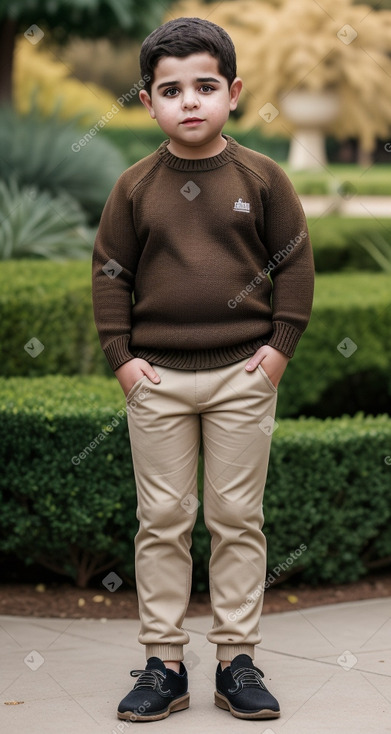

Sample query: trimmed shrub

[285,165,391,196]
[0,376,129,588]
[0,375,390,587]
[0,179,93,260]
[263,413,391,584]
[0,106,127,223]
[0,261,108,377]
[308,216,391,272]
[357,230,391,273]
[281,271,391,417]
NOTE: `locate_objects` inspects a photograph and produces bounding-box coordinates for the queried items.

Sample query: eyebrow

[157,77,221,90]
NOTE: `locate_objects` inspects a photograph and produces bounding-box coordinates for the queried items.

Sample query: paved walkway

[1,598,390,733]
[299,194,391,218]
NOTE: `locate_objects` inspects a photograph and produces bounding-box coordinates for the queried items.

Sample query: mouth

[181,118,205,126]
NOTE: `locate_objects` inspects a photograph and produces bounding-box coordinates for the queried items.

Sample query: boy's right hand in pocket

[115,358,161,398]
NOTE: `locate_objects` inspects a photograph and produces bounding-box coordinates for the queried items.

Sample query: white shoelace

[228,666,267,693]
[130,668,172,696]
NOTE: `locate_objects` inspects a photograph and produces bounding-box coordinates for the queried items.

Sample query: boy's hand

[115,358,161,397]
[245,345,290,389]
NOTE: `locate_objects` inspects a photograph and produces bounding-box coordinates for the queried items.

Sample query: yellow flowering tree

[13,38,155,129]
[169,0,391,166]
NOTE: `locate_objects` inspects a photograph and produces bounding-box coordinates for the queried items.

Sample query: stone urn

[279,88,340,170]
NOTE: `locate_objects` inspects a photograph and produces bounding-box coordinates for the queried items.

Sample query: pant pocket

[257,363,278,393]
[125,375,148,402]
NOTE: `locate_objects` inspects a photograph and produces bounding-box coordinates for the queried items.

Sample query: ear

[139,89,156,119]
[229,77,243,112]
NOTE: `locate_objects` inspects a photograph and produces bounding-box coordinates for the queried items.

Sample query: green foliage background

[1,0,390,588]
[1,376,390,588]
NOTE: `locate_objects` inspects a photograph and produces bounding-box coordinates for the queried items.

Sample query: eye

[199,85,214,93]
[163,87,179,97]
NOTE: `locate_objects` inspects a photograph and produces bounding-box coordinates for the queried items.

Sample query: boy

[92,16,314,722]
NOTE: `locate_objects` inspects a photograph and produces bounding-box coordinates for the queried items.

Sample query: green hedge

[1,375,390,587]
[1,262,390,417]
[283,164,391,196]
[308,217,391,272]
[0,261,109,377]
[281,271,391,417]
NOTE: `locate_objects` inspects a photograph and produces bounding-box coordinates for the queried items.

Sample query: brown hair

[139,17,237,96]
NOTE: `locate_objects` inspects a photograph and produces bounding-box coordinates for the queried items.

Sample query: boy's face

[139,52,242,158]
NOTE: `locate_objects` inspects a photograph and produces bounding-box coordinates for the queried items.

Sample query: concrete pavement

[299,194,391,218]
[1,598,390,734]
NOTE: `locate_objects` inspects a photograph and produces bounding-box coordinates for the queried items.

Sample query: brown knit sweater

[92,135,314,371]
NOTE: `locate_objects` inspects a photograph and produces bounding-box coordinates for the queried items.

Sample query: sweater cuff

[103,335,135,372]
[268,321,302,358]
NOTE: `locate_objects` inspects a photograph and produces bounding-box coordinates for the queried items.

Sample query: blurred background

[0,0,390,608]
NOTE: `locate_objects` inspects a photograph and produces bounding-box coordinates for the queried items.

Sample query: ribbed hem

[103,323,302,369]
[103,335,135,372]
[216,644,255,662]
[130,336,267,371]
[145,644,184,662]
[268,321,302,358]
[157,134,238,171]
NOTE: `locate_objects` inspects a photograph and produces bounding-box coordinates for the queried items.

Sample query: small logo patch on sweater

[233,197,250,213]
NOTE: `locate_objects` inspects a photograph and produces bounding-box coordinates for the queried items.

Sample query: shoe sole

[117,693,190,721]
[214,691,280,720]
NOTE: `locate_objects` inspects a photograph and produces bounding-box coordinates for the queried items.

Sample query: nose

[181,88,200,110]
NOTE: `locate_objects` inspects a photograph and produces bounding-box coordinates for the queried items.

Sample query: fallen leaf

[287,594,298,604]
[35,584,46,593]
[92,595,104,603]
[4,701,24,705]
[78,598,85,607]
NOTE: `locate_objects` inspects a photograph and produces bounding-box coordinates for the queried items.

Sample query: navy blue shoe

[117,657,189,721]
[215,654,280,719]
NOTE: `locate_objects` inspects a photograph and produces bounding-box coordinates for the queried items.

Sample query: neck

[166,134,227,160]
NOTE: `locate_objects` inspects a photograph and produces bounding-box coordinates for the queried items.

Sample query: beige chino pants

[126,356,278,663]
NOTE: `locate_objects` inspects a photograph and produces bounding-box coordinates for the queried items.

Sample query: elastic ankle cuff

[145,644,184,661]
[216,644,255,662]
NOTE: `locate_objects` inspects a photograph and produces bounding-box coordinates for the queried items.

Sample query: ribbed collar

[157,134,238,171]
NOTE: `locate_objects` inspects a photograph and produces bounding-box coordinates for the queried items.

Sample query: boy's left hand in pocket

[244,345,290,389]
